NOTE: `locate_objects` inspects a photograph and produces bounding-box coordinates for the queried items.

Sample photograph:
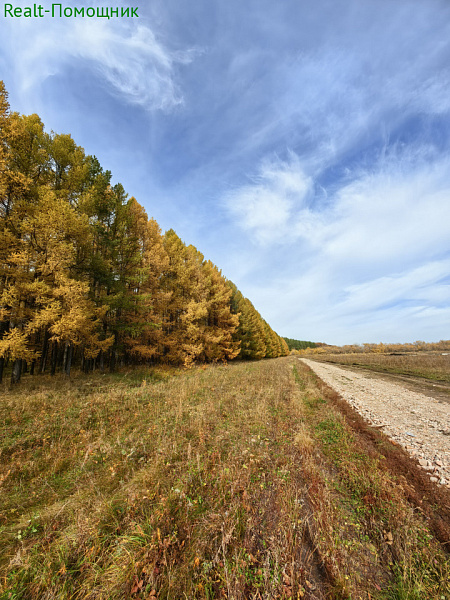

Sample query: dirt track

[300,358,450,488]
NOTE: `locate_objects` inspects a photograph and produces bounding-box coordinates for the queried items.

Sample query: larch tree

[200,260,240,362]
[162,231,210,365]
[0,109,50,382]
[120,200,171,364]
[0,81,10,382]
[123,216,170,363]
[0,81,289,380]
[0,186,112,382]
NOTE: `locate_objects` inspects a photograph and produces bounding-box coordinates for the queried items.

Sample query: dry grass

[0,359,449,599]
[310,352,450,383]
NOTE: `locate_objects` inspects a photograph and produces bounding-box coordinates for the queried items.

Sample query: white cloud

[247,9,450,175]
[338,260,450,315]
[225,148,450,343]
[250,257,450,345]
[323,159,450,271]
[4,7,193,110]
[227,147,450,257]
[225,153,314,244]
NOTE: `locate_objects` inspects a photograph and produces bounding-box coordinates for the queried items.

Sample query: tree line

[282,338,317,351]
[294,340,450,356]
[0,82,289,383]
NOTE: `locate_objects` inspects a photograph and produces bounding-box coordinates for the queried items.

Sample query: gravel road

[300,358,450,488]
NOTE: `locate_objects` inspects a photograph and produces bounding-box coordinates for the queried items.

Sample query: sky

[1,0,450,344]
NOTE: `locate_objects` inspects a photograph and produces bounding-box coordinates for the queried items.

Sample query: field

[1,358,450,599]
[308,352,450,383]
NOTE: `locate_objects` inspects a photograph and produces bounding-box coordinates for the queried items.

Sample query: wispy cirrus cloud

[226,143,450,256]
[3,7,195,110]
[224,153,315,244]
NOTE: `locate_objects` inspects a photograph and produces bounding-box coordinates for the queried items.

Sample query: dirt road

[301,358,450,488]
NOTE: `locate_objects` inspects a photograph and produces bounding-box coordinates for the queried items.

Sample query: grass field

[308,352,450,383]
[1,358,449,599]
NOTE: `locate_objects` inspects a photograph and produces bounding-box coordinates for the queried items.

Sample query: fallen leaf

[0,469,11,486]
[131,579,143,594]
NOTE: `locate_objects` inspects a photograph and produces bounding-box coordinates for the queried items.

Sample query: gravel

[300,358,450,488]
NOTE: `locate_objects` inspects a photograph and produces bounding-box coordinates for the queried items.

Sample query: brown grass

[0,359,449,599]
[309,352,450,382]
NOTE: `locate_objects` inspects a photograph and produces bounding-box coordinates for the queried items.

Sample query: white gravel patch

[300,358,450,488]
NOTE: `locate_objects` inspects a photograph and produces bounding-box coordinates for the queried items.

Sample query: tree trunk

[65,343,73,377]
[51,341,58,376]
[63,342,68,373]
[81,346,85,373]
[110,351,116,373]
[11,359,22,384]
[0,357,4,384]
[84,356,93,374]
[58,343,65,371]
[40,329,50,373]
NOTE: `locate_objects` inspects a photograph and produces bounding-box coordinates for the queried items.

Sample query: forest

[0,81,289,384]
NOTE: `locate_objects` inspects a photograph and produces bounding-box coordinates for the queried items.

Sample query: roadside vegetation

[1,358,449,599]
[297,351,450,383]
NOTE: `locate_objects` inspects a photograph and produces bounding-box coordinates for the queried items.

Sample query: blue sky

[1,0,450,344]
